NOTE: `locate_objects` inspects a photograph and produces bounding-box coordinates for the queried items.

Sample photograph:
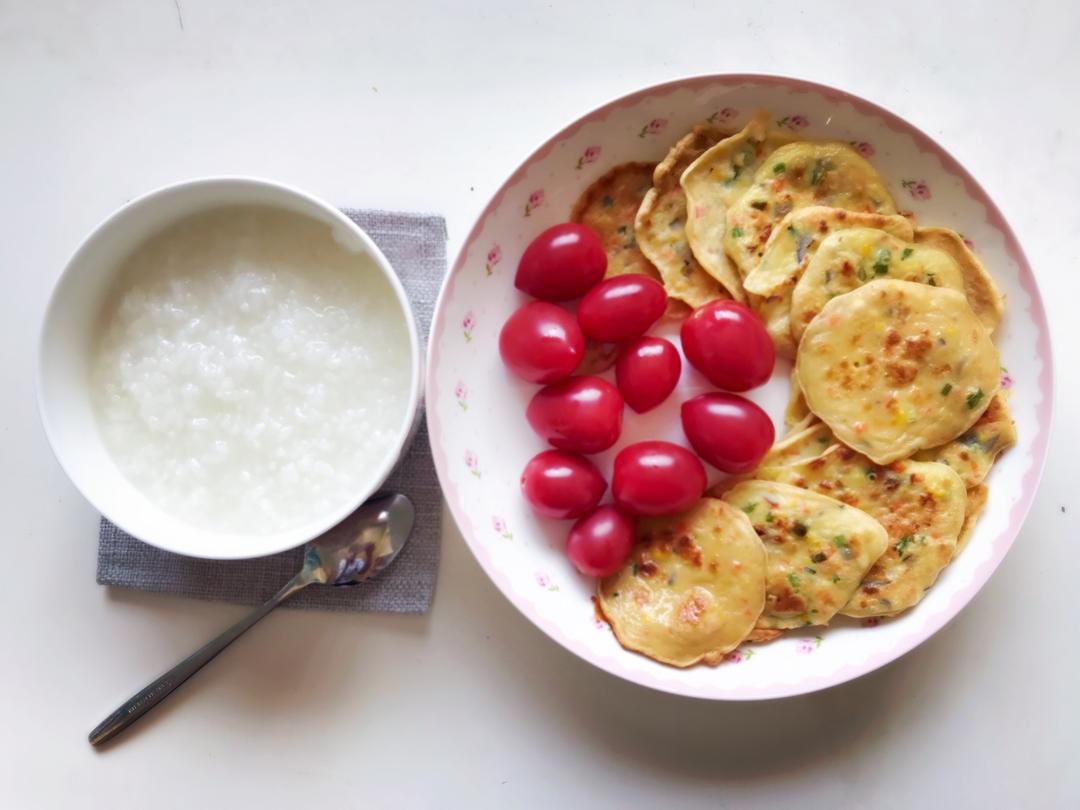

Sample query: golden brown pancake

[723,481,888,630]
[756,445,967,617]
[571,161,660,281]
[725,142,897,282]
[744,207,914,358]
[598,498,766,667]
[914,393,1015,488]
[635,124,730,307]
[796,280,1000,464]
[914,226,1006,333]
[789,228,966,344]
[680,112,791,301]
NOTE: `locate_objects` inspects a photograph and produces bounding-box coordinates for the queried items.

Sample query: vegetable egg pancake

[598,498,765,667]
[635,124,730,307]
[790,228,966,343]
[571,161,660,281]
[679,112,791,302]
[757,445,967,617]
[724,143,897,284]
[914,392,1014,488]
[747,209,914,359]
[723,481,888,630]
[796,280,1000,465]
[914,226,1006,333]
[744,207,915,298]
[759,421,835,468]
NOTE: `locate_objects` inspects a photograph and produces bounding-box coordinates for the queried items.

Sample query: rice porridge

[92,206,412,534]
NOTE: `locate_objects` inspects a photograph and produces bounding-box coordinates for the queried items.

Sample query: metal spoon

[89,492,415,746]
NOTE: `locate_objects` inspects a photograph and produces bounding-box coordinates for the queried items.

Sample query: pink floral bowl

[426,75,1053,700]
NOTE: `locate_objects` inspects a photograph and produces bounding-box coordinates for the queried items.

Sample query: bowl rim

[425,73,1055,699]
[37,175,424,560]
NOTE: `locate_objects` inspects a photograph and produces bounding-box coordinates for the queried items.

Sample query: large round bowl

[427,75,1053,699]
[39,177,423,560]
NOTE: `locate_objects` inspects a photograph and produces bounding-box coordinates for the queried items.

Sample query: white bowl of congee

[38,178,423,559]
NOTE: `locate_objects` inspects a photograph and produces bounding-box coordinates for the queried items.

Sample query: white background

[2,1,1077,807]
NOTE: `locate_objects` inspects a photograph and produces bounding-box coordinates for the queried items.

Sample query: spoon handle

[88,574,311,746]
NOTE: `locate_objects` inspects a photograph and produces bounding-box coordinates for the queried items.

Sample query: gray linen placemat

[96,209,447,614]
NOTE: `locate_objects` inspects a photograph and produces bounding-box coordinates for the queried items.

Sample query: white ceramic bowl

[38,177,423,560]
[427,75,1053,699]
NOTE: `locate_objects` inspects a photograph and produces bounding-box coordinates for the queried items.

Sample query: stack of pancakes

[572,112,1014,667]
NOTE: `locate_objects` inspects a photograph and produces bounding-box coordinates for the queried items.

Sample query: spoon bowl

[305,492,416,586]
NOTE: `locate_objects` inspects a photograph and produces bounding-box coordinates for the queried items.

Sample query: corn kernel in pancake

[597,498,765,667]
[744,207,914,358]
[680,112,791,302]
[790,228,967,343]
[796,280,1000,465]
[725,143,897,283]
[571,161,660,281]
[723,481,887,629]
[914,226,1005,333]
[914,393,1015,488]
[635,124,730,307]
[757,445,966,617]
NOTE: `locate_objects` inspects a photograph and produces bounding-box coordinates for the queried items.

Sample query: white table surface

[2,1,1077,807]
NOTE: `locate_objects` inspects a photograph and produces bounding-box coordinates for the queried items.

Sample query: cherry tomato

[577,275,667,342]
[681,392,775,474]
[680,300,774,391]
[515,223,606,301]
[499,301,584,383]
[565,505,636,578]
[612,441,706,516]
[615,337,682,413]
[520,450,607,519]
[526,375,623,454]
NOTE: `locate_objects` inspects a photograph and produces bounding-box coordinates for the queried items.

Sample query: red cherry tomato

[681,392,775,474]
[499,301,584,383]
[577,275,667,342]
[515,224,606,301]
[520,450,607,519]
[615,337,682,413]
[612,441,706,516]
[565,505,636,577]
[526,376,623,454]
[680,300,774,391]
